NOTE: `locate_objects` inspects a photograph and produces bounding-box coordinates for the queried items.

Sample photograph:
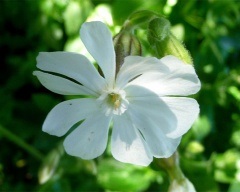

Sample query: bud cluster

[113,10,193,70]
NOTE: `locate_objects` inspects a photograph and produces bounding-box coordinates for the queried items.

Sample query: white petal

[116,56,169,89]
[111,114,153,166]
[161,97,200,139]
[125,85,177,134]
[161,55,195,71]
[80,21,116,85]
[33,71,96,96]
[127,106,181,158]
[36,52,106,94]
[63,112,111,159]
[43,98,99,137]
[127,55,200,96]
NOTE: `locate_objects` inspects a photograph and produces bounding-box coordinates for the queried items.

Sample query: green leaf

[32,93,60,113]
[63,0,93,36]
[228,182,240,192]
[213,149,240,183]
[97,159,157,191]
[37,179,71,192]
[192,115,212,141]
[180,157,219,191]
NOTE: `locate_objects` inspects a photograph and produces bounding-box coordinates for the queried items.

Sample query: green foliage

[0,0,240,191]
[97,159,157,191]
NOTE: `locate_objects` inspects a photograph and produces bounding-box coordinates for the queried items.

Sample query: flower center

[97,90,129,116]
[107,93,121,110]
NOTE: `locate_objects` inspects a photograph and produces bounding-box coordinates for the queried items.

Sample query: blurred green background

[0,0,240,191]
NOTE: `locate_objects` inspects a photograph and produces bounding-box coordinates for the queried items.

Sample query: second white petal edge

[162,97,200,139]
[42,98,100,137]
[33,71,96,96]
[111,114,153,166]
[63,112,112,159]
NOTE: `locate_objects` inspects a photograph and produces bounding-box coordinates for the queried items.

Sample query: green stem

[0,124,44,161]
[154,152,185,181]
[123,10,161,31]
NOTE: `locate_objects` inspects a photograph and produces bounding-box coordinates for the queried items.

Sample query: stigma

[108,93,122,110]
[97,89,129,116]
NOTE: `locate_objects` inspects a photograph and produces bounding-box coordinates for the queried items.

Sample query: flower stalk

[0,124,44,161]
[122,10,162,31]
[155,152,196,192]
[156,152,185,181]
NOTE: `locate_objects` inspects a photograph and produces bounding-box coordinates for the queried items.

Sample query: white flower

[33,21,200,166]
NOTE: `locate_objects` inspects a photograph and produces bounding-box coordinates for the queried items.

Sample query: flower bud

[113,31,142,73]
[168,178,196,192]
[148,17,171,42]
[38,146,64,184]
[148,17,192,64]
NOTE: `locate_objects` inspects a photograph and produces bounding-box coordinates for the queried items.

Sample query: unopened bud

[38,146,64,184]
[113,31,142,73]
[148,17,171,42]
[168,178,196,192]
[148,17,192,64]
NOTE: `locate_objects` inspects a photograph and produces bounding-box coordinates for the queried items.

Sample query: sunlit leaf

[97,158,157,191]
